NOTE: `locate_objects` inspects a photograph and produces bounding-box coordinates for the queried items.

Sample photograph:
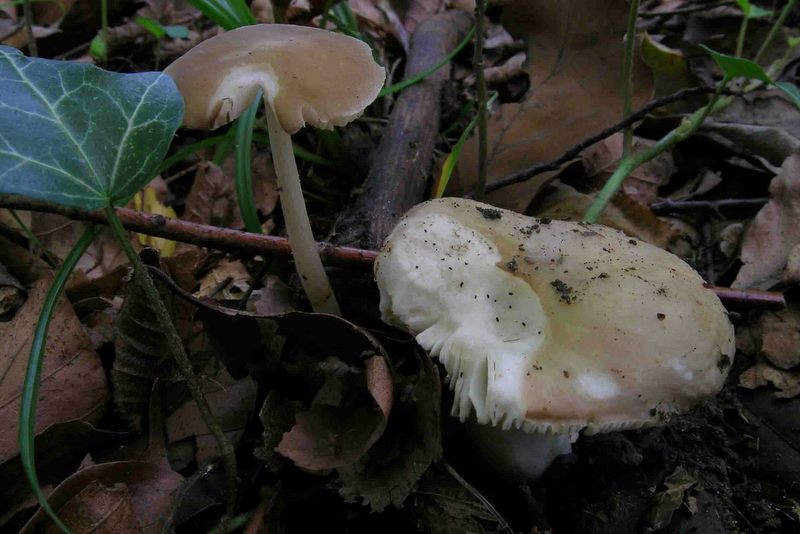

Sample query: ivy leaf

[0,45,183,209]
[700,44,772,83]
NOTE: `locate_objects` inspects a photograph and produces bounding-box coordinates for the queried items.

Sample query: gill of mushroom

[375,198,735,479]
[164,24,385,314]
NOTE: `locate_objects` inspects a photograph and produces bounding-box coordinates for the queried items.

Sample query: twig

[22,0,37,57]
[0,195,377,269]
[443,460,514,534]
[483,86,726,195]
[650,197,768,214]
[622,0,640,157]
[473,0,489,201]
[0,195,784,311]
[704,285,785,310]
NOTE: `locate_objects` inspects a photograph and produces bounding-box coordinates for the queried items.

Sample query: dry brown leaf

[196,259,251,300]
[167,367,257,465]
[221,151,280,228]
[453,0,653,211]
[0,279,108,461]
[532,182,678,248]
[739,358,800,399]
[0,262,25,320]
[42,481,140,534]
[646,466,698,531]
[758,303,800,370]
[30,215,127,284]
[183,162,241,228]
[276,354,393,470]
[21,461,183,534]
[734,150,800,289]
[581,133,675,207]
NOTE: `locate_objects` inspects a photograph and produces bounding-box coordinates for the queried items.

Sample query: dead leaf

[133,181,177,258]
[196,259,251,300]
[0,279,108,462]
[220,151,280,229]
[41,481,140,534]
[453,0,653,211]
[335,342,441,512]
[21,461,183,534]
[0,421,125,529]
[734,150,800,289]
[183,162,241,228]
[276,354,393,471]
[30,215,127,284]
[640,33,690,103]
[0,262,25,320]
[645,466,698,531]
[740,358,800,398]
[758,303,800,370]
[112,268,176,432]
[581,133,675,206]
[167,366,257,465]
[532,182,678,248]
[400,0,445,34]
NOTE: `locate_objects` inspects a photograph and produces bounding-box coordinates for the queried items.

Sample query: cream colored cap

[164,24,385,132]
[375,198,735,435]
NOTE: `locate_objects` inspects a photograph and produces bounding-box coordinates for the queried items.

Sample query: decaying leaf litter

[0,0,800,531]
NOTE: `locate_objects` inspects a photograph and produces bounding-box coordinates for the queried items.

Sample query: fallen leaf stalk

[473,0,489,201]
[104,205,238,517]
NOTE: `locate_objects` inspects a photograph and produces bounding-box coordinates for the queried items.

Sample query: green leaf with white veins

[0,45,183,209]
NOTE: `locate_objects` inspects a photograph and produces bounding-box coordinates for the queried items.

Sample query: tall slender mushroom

[165,24,385,314]
[375,198,735,479]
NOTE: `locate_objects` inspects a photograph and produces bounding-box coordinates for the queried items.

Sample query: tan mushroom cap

[375,198,735,435]
[164,24,385,132]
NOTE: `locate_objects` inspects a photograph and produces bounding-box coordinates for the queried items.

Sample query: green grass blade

[19,224,100,534]
[187,0,254,30]
[433,91,498,198]
[379,27,475,97]
[235,91,263,234]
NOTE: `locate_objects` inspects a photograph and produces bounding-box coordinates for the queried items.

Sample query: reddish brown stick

[0,195,783,310]
[0,196,377,269]
[704,285,786,311]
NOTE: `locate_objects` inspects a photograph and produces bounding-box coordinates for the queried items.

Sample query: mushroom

[164,24,385,314]
[374,198,735,479]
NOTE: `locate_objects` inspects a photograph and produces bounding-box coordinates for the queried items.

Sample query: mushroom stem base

[465,418,573,481]
[264,104,340,314]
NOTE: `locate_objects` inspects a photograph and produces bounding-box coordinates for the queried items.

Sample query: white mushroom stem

[465,418,574,480]
[264,103,341,314]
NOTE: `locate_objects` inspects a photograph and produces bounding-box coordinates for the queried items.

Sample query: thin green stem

[235,91,263,234]
[378,27,475,97]
[473,1,489,201]
[735,13,749,57]
[754,0,797,63]
[20,224,100,534]
[104,205,238,516]
[622,0,640,157]
[584,80,729,223]
[22,0,37,56]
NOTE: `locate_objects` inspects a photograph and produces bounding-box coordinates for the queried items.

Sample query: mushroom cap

[164,24,385,132]
[375,198,735,435]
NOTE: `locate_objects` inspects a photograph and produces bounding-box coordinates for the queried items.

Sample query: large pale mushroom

[165,24,385,314]
[375,198,735,479]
